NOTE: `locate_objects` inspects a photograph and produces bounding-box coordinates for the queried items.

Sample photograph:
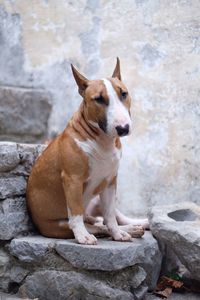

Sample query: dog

[27,58,149,245]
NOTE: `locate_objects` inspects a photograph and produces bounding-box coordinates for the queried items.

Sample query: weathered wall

[0,0,200,216]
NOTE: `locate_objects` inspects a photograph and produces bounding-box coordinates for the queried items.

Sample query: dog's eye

[94,95,106,105]
[121,91,128,100]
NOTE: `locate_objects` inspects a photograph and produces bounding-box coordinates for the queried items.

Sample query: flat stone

[149,202,200,281]
[0,198,33,240]
[0,177,26,199]
[14,143,46,176]
[0,142,20,172]
[9,236,56,263]
[0,86,52,143]
[0,142,46,176]
[55,232,158,271]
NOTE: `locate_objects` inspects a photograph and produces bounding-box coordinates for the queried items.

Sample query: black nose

[115,124,129,137]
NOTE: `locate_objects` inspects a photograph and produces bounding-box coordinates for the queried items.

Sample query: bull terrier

[27,58,149,245]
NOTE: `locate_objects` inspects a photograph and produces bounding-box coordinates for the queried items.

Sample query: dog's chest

[75,138,121,202]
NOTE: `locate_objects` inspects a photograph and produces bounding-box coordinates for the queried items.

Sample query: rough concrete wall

[0,0,200,216]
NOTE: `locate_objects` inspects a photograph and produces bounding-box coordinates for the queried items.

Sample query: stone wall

[0,141,162,299]
[0,1,200,216]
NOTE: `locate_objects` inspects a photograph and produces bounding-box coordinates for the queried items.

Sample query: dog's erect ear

[71,64,89,96]
[112,57,121,81]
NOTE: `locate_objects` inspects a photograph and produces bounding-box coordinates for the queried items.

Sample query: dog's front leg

[61,171,97,245]
[100,184,132,241]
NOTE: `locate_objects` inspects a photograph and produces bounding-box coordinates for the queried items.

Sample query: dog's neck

[68,102,117,151]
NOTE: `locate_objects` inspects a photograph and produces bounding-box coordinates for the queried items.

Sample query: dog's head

[71,58,132,138]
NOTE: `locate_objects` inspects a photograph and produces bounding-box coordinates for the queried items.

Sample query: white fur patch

[102,78,131,136]
[68,214,88,235]
[75,138,120,206]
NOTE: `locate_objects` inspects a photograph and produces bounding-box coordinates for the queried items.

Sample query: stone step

[9,232,160,272]
[7,232,162,299]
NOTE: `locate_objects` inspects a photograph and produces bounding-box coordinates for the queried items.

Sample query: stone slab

[9,236,56,263]
[0,198,33,240]
[55,232,158,271]
[0,177,26,199]
[149,202,200,281]
[9,232,158,270]
[0,86,52,143]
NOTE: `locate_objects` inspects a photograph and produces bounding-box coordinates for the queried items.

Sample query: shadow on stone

[168,209,198,222]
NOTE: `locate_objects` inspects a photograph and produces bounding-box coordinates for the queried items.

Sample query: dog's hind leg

[85,223,109,237]
[37,219,74,239]
[116,209,149,229]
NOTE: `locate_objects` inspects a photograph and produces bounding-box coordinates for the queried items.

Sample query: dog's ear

[71,64,89,97]
[112,57,121,81]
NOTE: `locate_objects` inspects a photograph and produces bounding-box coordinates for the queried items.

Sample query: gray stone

[55,232,160,272]
[0,292,32,300]
[19,270,134,300]
[149,202,200,281]
[0,249,11,291]
[10,232,161,291]
[0,177,26,199]
[0,142,20,172]
[0,198,33,240]
[0,86,52,143]
[133,285,148,300]
[14,143,46,176]
[9,236,56,263]
[0,142,46,176]
[0,248,28,293]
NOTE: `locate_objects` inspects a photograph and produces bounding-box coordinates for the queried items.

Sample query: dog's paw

[129,218,149,230]
[76,233,97,245]
[112,230,132,242]
[123,224,145,238]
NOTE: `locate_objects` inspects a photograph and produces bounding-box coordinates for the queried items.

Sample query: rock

[55,232,159,272]
[10,232,161,292]
[9,236,56,263]
[149,202,200,281]
[0,142,46,176]
[0,142,20,172]
[0,86,52,143]
[0,248,29,293]
[14,143,46,176]
[0,292,31,300]
[19,270,134,300]
[0,198,33,240]
[0,249,11,291]
[0,177,26,199]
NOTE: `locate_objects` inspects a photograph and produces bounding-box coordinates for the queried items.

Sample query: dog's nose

[115,124,129,137]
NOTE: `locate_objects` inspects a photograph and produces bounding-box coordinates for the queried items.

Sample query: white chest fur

[75,138,121,205]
